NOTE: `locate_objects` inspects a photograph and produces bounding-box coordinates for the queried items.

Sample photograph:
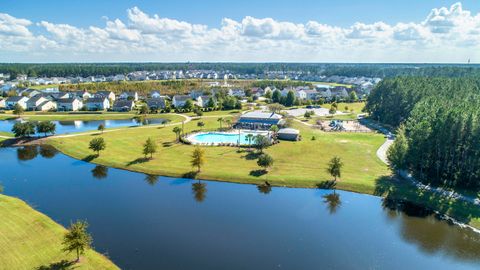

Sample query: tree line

[366,77,480,190]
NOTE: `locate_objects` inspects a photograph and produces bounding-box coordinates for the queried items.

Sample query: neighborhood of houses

[0,82,371,113]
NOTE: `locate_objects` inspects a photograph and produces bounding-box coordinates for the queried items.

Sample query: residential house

[5,96,28,109]
[95,91,116,101]
[295,90,307,100]
[146,98,166,110]
[149,90,161,99]
[0,98,5,108]
[331,87,349,99]
[26,96,50,111]
[172,95,190,108]
[119,91,138,101]
[57,98,83,111]
[304,90,319,100]
[112,100,134,112]
[36,100,57,111]
[189,90,204,99]
[230,88,245,98]
[196,95,214,108]
[85,97,110,111]
[18,88,41,98]
[70,90,92,100]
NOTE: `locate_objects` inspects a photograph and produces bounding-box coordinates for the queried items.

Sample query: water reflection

[39,145,59,159]
[323,192,341,214]
[91,165,108,180]
[383,198,480,261]
[192,180,207,202]
[144,174,159,186]
[17,146,38,161]
[257,183,272,194]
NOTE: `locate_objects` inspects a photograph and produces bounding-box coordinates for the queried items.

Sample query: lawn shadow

[243,151,261,160]
[162,141,174,147]
[82,154,98,162]
[316,180,337,190]
[35,260,77,270]
[249,169,267,177]
[126,157,150,166]
[183,171,199,179]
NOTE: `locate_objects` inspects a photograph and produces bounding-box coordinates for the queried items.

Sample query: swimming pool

[187,131,268,145]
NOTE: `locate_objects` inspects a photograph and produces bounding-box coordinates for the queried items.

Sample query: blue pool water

[191,132,262,144]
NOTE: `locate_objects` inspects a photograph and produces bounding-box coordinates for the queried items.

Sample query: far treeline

[366,77,480,190]
[59,80,199,95]
[1,63,480,78]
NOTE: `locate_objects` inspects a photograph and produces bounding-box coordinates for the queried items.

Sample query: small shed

[277,128,300,141]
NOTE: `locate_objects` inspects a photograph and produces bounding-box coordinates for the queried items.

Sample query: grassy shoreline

[0,194,119,269]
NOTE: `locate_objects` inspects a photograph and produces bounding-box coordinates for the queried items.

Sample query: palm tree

[172,126,182,142]
[217,117,224,129]
[246,133,254,148]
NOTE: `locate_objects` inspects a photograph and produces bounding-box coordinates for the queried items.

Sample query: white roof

[241,111,282,120]
[278,128,300,135]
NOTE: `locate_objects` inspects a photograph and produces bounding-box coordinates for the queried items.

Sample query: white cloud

[0,2,479,62]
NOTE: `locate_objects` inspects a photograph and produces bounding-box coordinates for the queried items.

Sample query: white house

[57,98,83,111]
[196,96,214,107]
[295,90,307,100]
[36,100,57,111]
[304,90,319,100]
[85,97,110,111]
[0,98,5,108]
[26,96,50,111]
[172,95,190,108]
[70,90,92,100]
[5,96,28,109]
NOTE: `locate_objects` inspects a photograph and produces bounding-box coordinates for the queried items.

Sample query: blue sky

[0,1,479,62]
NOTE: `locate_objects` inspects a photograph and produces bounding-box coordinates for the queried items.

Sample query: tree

[254,135,271,153]
[197,121,205,129]
[349,91,358,102]
[272,89,282,103]
[36,121,56,137]
[89,137,106,155]
[97,123,105,134]
[183,99,194,111]
[172,126,182,142]
[257,153,274,172]
[217,117,224,129]
[13,104,24,116]
[264,89,272,99]
[267,103,285,113]
[191,147,205,172]
[62,220,92,262]
[304,111,312,119]
[139,104,149,114]
[327,156,343,181]
[285,90,296,107]
[12,121,35,137]
[143,137,157,159]
[269,125,279,139]
[329,105,337,115]
[387,124,408,172]
[245,133,254,147]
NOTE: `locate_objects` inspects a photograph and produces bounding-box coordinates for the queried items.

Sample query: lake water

[0,118,167,135]
[1,146,480,270]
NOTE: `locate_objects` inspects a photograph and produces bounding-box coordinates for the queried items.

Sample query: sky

[0,0,479,63]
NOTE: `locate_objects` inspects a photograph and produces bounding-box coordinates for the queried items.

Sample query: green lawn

[0,112,185,122]
[0,195,119,270]
[49,116,390,193]
[321,102,365,114]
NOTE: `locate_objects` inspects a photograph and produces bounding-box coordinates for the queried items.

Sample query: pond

[1,146,480,270]
[187,131,269,145]
[0,118,167,135]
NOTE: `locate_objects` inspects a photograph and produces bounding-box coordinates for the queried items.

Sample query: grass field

[49,115,389,193]
[321,102,365,114]
[0,195,118,270]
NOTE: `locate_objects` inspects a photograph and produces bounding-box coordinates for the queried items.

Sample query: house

[149,91,161,99]
[119,91,138,101]
[295,90,307,100]
[277,128,300,141]
[189,90,204,99]
[18,88,41,98]
[230,88,245,97]
[0,98,5,108]
[237,111,283,129]
[48,92,70,100]
[70,90,92,100]
[36,100,57,111]
[172,95,191,108]
[5,96,29,109]
[112,100,134,112]
[85,97,110,111]
[57,98,83,111]
[26,96,50,111]
[304,90,319,100]
[95,91,116,101]
[196,95,214,107]
[146,98,166,110]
